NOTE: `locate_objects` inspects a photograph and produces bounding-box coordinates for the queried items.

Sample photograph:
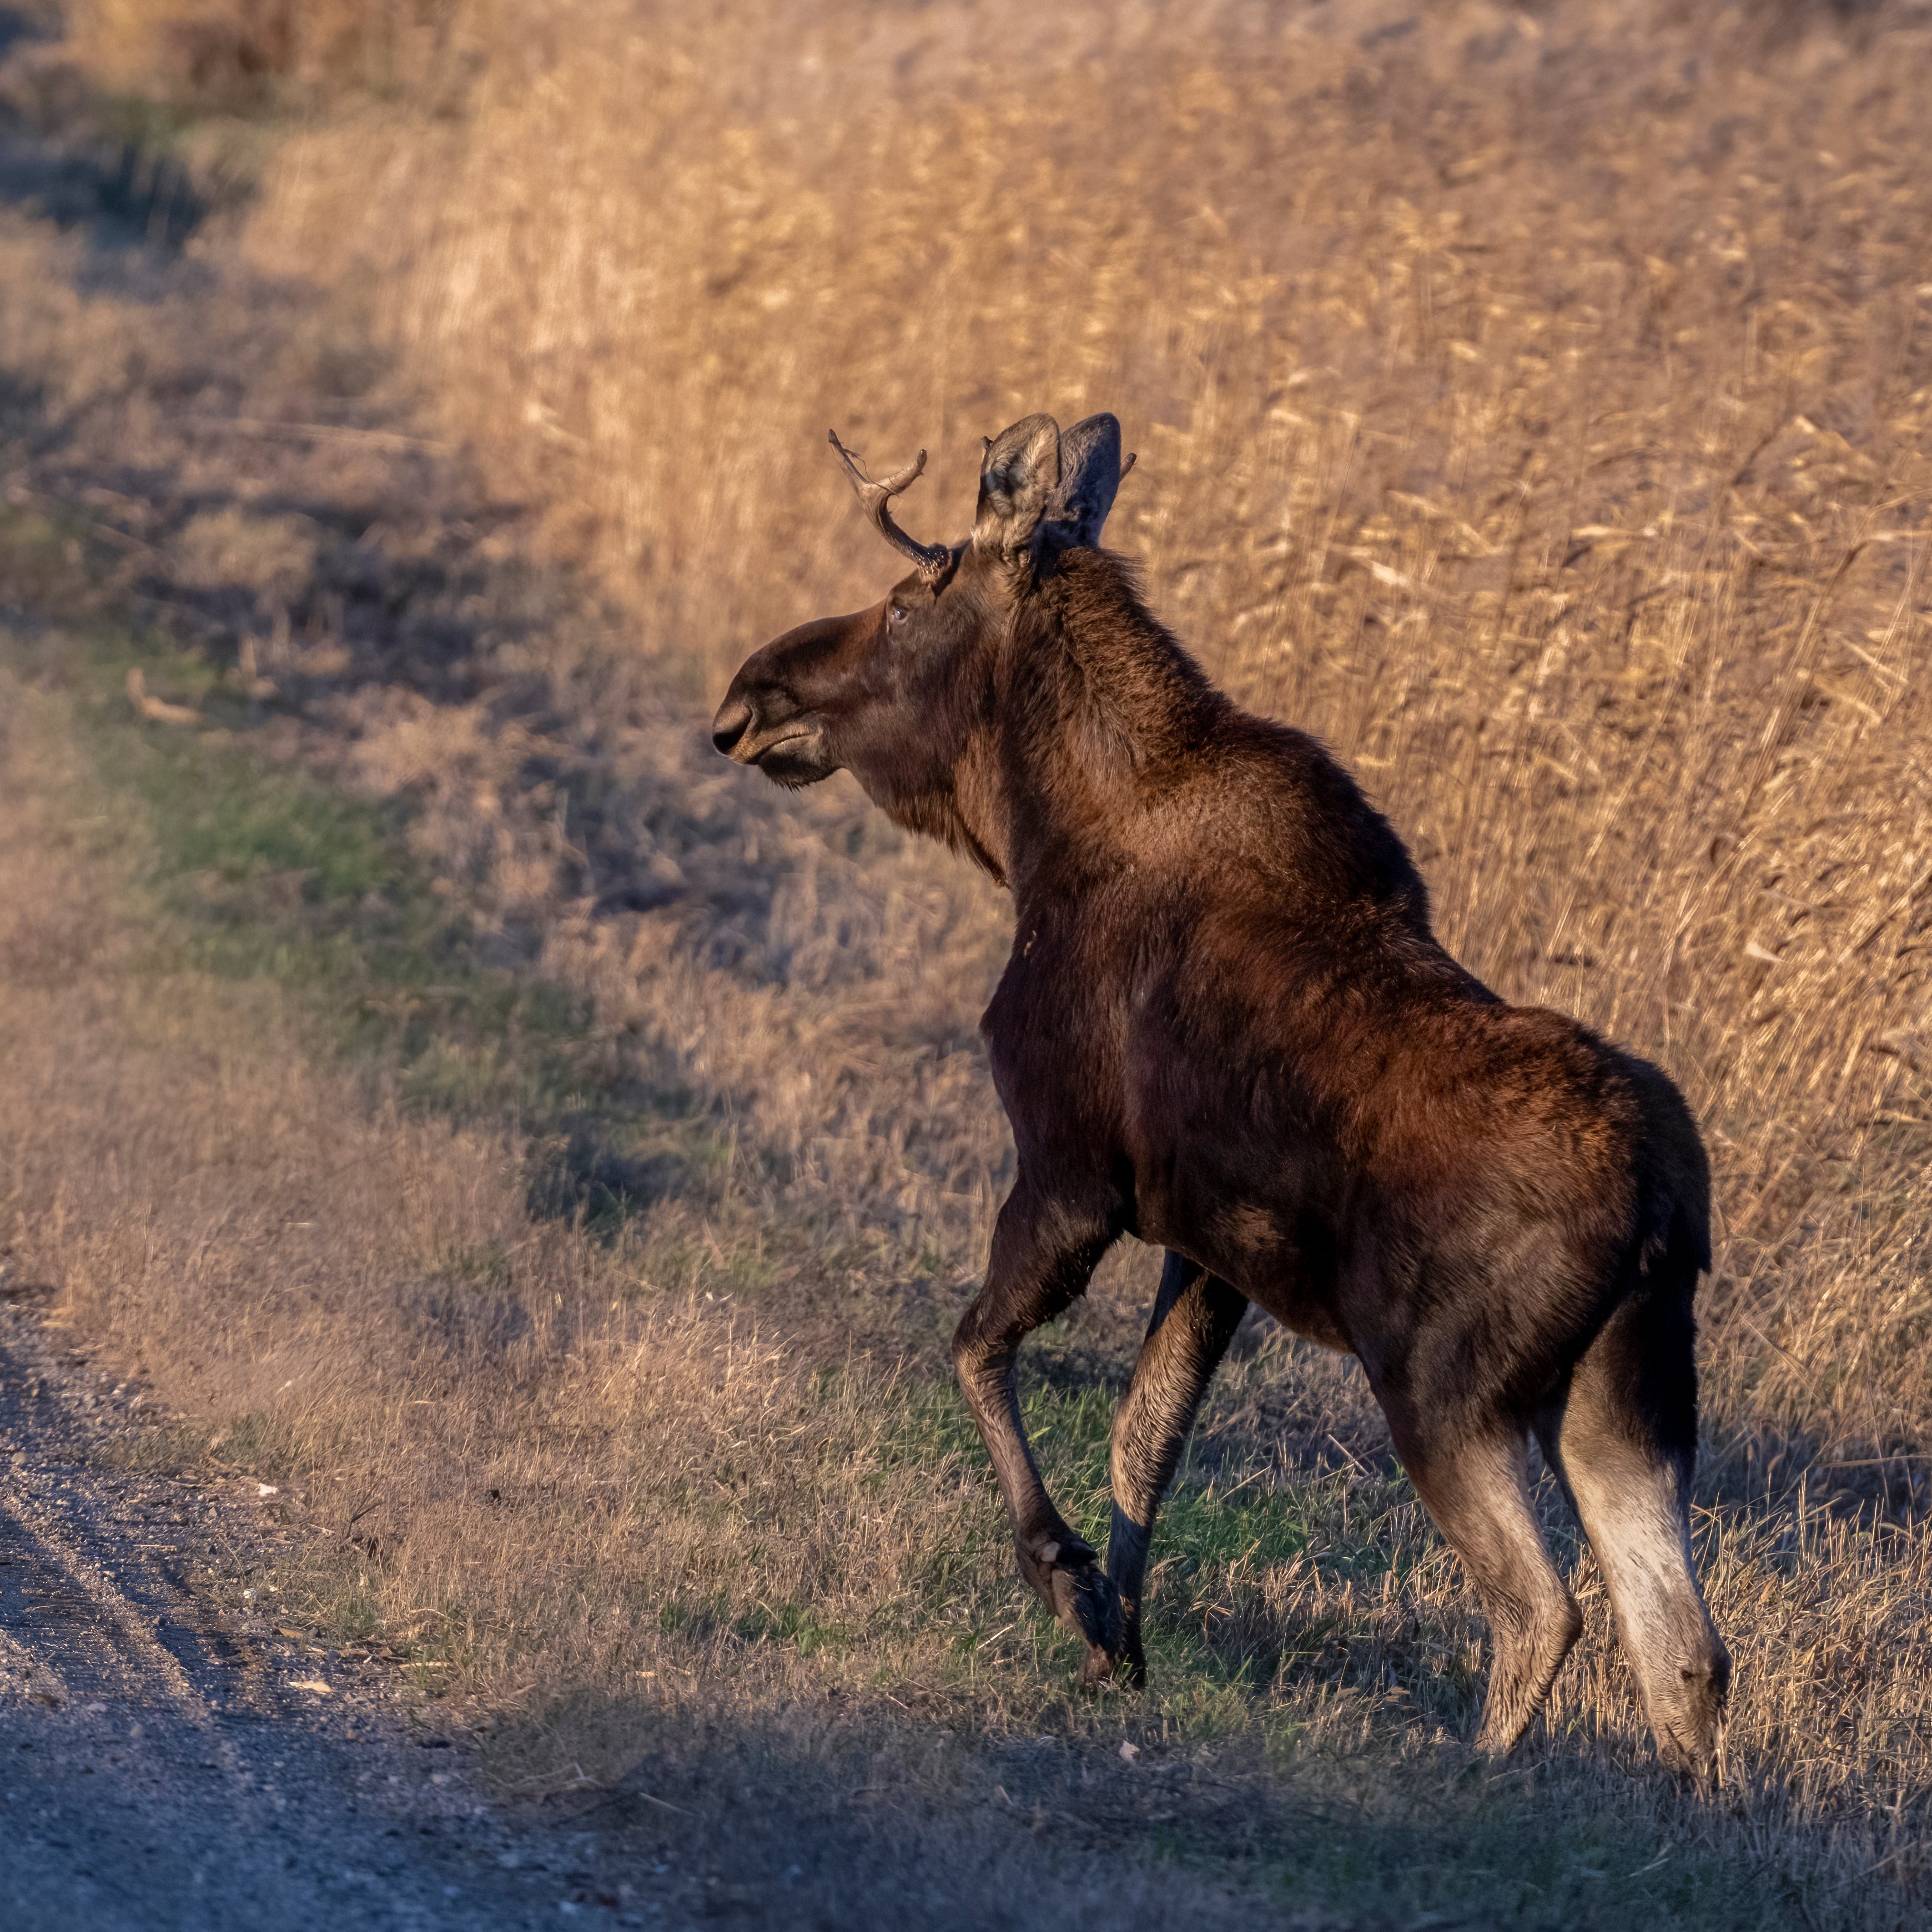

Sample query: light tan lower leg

[1545,1403,1728,1783]
[1407,1430,1582,1755]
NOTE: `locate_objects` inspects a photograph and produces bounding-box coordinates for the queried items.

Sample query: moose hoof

[1046,1556,1126,1662]
[1018,1535,1131,1678]
[1079,1624,1146,1692]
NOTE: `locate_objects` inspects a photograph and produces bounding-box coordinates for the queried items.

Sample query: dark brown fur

[713,414,1730,1782]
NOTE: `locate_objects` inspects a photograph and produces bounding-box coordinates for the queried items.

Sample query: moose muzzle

[711,606,878,783]
[710,694,756,759]
[708,677,834,786]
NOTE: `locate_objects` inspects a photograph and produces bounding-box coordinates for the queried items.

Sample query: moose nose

[711,695,753,758]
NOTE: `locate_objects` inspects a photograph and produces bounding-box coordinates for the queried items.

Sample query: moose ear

[1046,413,1132,551]
[973,414,1061,560]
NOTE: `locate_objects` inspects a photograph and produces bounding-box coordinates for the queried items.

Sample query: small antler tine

[826,427,950,576]
[829,431,927,504]
[828,427,869,492]
[1119,451,1138,482]
[873,449,927,497]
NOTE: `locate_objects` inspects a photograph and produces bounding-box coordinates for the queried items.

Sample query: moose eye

[887,603,908,626]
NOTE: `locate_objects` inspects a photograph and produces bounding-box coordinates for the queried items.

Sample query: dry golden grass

[2,0,1930,1921]
[229,0,1932,1453]
[58,1,457,104]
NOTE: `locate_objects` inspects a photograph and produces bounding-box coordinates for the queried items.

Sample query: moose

[712,411,1731,1783]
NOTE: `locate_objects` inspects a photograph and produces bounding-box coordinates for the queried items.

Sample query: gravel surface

[0,1295,663,1931]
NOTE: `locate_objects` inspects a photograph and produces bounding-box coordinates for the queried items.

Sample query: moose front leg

[1103,1252,1249,1687]
[952,1181,1124,1673]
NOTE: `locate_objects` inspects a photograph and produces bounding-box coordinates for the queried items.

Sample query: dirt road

[0,1299,656,1931]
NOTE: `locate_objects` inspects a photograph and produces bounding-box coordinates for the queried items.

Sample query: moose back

[712,411,1730,1784]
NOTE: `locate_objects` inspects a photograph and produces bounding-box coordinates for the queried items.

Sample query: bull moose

[711,411,1730,1783]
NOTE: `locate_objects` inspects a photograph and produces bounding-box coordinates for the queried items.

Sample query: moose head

[710,413,1133,877]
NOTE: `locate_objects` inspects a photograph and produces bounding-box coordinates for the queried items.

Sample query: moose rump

[713,410,1730,1784]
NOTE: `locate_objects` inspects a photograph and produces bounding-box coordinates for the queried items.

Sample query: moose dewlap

[712,411,1730,1784]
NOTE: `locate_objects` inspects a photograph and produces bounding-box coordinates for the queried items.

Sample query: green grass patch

[0,580,721,1233]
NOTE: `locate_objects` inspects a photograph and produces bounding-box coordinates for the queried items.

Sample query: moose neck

[988,549,1224,900]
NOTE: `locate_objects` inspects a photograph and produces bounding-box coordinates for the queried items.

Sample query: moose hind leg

[1101,1252,1248,1688]
[1538,1284,1730,1787]
[952,1180,1124,1670]
[1397,1421,1582,1757]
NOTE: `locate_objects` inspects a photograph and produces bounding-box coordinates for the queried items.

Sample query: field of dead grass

[2,0,1931,1923]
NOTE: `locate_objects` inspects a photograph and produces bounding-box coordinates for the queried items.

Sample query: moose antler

[828,430,953,577]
